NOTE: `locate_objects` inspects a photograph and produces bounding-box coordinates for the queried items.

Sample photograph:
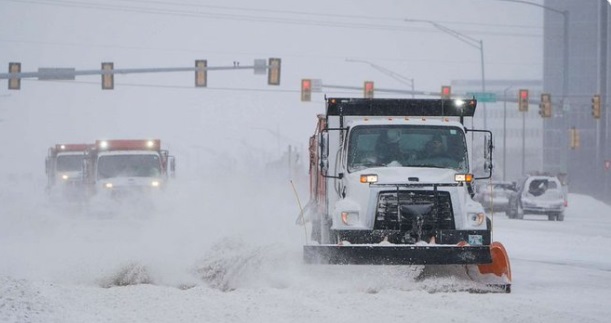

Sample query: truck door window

[56,155,84,172]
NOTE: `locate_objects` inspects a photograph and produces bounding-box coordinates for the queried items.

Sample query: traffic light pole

[1,59,281,88]
[598,2,609,201]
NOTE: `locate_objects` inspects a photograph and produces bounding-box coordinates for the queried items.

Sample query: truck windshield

[56,154,84,172]
[97,154,161,179]
[347,125,468,172]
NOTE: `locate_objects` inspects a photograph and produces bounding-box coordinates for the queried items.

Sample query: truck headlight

[151,181,160,187]
[360,174,378,183]
[469,212,485,226]
[104,182,113,189]
[61,174,69,180]
[341,211,359,226]
[454,174,473,183]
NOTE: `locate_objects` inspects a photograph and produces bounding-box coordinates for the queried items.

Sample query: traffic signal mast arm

[2,59,282,89]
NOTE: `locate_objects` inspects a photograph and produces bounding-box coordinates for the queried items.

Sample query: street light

[496,0,571,182]
[345,58,415,98]
[497,0,569,110]
[405,18,487,129]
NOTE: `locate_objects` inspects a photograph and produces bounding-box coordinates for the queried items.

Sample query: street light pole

[503,86,514,181]
[496,0,570,175]
[405,19,487,129]
[345,58,416,98]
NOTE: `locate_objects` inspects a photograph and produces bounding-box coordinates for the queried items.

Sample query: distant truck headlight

[61,174,69,180]
[151,181,161,187]
[104,182,113,189]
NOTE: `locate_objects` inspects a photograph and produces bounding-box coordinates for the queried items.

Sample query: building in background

[543,0,610,201]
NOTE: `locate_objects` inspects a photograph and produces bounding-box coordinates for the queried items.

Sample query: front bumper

[304,244,492,265]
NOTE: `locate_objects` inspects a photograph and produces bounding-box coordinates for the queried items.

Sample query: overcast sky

[0,0,545,176]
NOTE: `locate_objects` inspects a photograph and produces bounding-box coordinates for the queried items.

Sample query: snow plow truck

[45,143,93,201]
[303,97,512,292]
[83,139,175,199]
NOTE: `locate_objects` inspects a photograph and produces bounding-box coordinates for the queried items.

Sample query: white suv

[507,175,567,221]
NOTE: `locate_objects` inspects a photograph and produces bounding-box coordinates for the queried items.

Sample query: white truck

[303,97,511,292]
[45,143,92,201]
[83,139,175,199]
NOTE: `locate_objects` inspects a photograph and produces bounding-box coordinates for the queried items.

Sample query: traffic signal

[301,79,312,102]
[8,62,21,90]
[518,89,529,112]
[101,62,114,90]
[441,85,451,99]
[195,59,207,87]
[364,81,374,99]
[267,58,281,85]
[569,127,580,149]
[592,94,601,119]
[539,93,552,118]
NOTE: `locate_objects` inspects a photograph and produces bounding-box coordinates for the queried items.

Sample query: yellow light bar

[454,174,474,183]
[360,174,378,183]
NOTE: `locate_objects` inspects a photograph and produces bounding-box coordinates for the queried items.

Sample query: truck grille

[374,190,455,231]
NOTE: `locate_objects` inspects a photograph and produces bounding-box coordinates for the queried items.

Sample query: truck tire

[557,212,565,222]
[516,203,524,220]
[547,213,556,221]
[506,207,515,219]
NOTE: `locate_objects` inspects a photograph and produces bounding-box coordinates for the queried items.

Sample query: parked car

[475,181,517,213]
[506,175,567,221]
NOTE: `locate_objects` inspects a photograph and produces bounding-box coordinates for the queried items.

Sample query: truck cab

[45,143,92,200]
[84,139,173,199]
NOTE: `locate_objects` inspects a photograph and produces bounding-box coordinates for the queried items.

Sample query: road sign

[37,68,76,80]
[466,92,497,102]
[253,59,266,75]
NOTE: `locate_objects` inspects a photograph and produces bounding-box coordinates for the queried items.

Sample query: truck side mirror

[319,132,329,173]
[168,156,176,178]
[45,157,50,175]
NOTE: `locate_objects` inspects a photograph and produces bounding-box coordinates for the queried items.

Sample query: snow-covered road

[1,176,610,323]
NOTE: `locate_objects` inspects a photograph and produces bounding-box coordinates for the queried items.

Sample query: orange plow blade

[478,241,512,281]
[464,241,512,293]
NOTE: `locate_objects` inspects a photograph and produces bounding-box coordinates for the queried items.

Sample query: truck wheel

[557,212,565,222]
[516,203,524,220]
[506,207,515,219]
[547,213,556,221]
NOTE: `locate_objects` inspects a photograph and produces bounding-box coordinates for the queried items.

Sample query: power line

[2,0,543,37]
